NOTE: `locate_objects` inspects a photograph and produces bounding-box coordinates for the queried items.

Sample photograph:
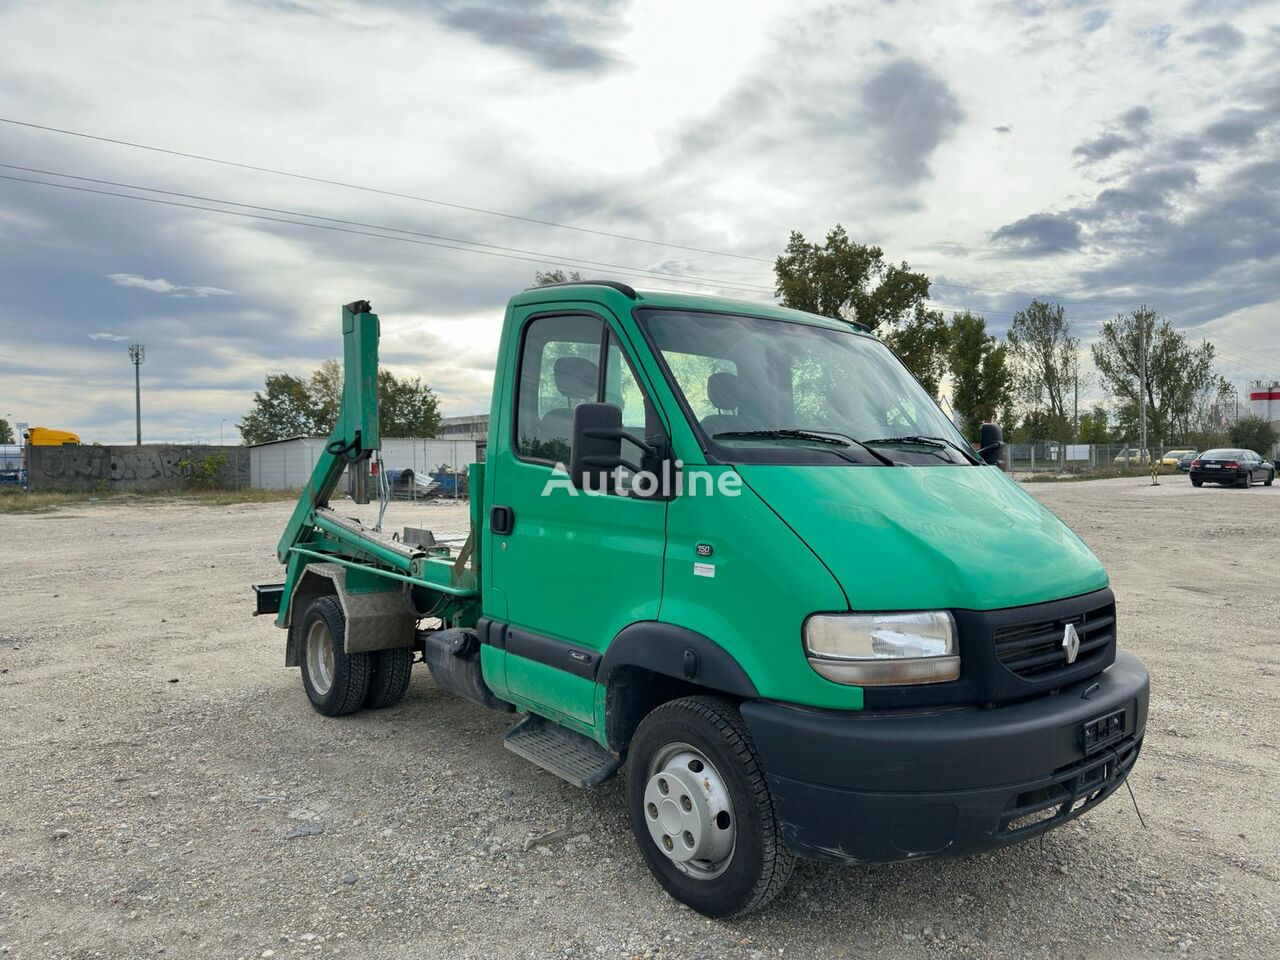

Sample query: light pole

[128,343,145,445]
[220,418,227,445]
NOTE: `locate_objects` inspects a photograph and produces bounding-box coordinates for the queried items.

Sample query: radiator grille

[994,601,1115,682]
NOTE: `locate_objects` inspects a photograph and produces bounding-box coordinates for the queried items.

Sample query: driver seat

[700,370,751,437]
[538,355,599,445]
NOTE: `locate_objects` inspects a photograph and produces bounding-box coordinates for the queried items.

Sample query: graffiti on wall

[29,445,246,491]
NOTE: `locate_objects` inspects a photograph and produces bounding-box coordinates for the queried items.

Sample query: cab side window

[515,314,603,464]
[604,332,663,491]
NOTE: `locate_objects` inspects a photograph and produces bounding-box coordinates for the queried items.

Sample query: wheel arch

[283,563,415,666]
[599,621,759,753]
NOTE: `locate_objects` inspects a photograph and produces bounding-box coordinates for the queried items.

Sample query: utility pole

[1138,320,1147,459]
[128,343,145,446]
[1072,357,1079,439]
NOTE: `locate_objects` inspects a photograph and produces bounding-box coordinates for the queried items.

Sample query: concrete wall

[27,444,249,492]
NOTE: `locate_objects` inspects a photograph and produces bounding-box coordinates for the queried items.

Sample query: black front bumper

[741,651,1149,864]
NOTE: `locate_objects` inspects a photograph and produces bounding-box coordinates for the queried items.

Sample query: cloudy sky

[1,0,1278,442]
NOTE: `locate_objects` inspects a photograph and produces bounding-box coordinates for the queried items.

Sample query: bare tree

[1006,300,1077,439]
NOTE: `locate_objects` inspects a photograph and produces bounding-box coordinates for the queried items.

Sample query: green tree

[239,364,441,443]
[309,359,344,431]
[774,225,932,330]
[1007,300,1077,439]
[1229,415,1278,456]
[882,306,951,398]
[1091,306,1225,444]
[0,418,14,444]
[237,373,319,445]
[532,269,584,286]
[947,311,1013,439]
[377,369,441,438]
[774,225,948,394]
[1077,404,1111,444]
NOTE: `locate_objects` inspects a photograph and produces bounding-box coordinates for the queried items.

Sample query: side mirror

[978,422,1004,467]
[569,403,653,490]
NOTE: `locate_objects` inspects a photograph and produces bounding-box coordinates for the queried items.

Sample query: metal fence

[0,444,24,487]
[1005,441,1203,475]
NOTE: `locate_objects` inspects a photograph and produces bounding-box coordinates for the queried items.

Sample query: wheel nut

[647,802,658,819]
[683,831,695,848]
[680,795,692,811]
[662,835,673,850]
[658,778,669,795]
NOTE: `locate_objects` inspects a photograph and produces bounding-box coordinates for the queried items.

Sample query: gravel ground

[1,478,1277,959]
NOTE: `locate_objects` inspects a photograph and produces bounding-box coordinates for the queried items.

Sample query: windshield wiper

[712,429,896,467]
[861,434,980,465]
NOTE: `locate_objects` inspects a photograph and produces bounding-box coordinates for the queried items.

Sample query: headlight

[804,611,959,685]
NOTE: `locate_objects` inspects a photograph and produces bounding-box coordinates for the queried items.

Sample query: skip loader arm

[276,300,381,565]
[266,300,481,633]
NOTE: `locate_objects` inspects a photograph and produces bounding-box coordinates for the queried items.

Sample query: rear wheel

[364,647,414,709]
[299,596,370,716]
[625,696,793,918]
[1191,479,1203,487]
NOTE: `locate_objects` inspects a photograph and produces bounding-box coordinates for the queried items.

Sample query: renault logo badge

[1062,623,1081,664]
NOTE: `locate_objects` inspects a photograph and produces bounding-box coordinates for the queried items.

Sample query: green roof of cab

[509,282,870,335]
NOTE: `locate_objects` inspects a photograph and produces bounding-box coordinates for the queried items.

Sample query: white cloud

[0,0,1277,441]
[106,273,233,297]
[87,332,130,341]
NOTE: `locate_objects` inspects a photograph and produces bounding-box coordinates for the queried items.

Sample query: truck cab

[258,284,1149,918]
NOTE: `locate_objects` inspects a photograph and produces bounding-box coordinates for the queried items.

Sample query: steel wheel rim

[305,620,335,696]
[642,741,736,880]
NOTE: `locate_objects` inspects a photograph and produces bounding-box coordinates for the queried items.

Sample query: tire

[298,596,370,716]
[1265,471,1274,487]
[1239,472,1251,488]
[625,696,794,918]
[364,647,414,709]
[1191,479,1203,487]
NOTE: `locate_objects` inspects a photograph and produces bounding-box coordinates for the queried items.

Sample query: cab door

[488,304,668,730]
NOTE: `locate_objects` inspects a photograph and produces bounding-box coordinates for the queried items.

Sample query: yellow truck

[24,427,80,446]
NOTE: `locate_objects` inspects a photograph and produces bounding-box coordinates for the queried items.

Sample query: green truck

[254,283,1149,917]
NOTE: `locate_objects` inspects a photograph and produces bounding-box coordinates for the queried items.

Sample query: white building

[1249,381,1280,455]
[249,436,478,490]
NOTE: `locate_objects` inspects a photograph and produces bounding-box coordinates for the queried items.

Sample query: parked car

[1175,452,1197,472]
[1113,447,1151,465]
[1189,449,1276,487]
[1161,449,1196,468]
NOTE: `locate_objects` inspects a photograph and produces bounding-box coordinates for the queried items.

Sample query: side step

[503,715,621,789]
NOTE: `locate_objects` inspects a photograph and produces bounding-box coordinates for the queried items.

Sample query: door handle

[490,505,515,536]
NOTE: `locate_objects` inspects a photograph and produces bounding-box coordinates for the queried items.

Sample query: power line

[0,116,775,265]
[4,116,1274,362]
[0,162,774,293]
[0,173,776,296]
[1166,314,1280,369]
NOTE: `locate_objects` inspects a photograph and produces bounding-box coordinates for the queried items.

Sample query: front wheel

[1266,471,1274,487]
[625,696,794,918]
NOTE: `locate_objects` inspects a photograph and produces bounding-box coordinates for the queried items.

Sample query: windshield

[639,309,972,465]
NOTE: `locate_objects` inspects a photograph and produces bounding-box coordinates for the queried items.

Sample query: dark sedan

[1190,448,1275,488]
[1176,452,1196,472]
